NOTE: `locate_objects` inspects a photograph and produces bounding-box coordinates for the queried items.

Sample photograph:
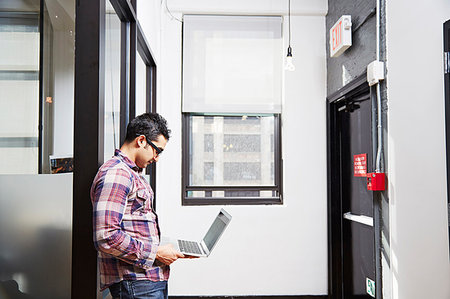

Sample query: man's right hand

[155,244,184,265]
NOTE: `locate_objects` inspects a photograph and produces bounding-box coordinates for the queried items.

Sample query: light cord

[288,0,291,46]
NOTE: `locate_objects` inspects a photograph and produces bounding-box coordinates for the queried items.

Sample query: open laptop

[163,209,232,257]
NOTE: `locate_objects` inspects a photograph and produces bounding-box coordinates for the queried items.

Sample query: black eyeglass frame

[136,134,163,155]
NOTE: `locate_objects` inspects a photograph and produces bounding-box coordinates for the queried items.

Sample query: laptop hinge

[200,241,209,255]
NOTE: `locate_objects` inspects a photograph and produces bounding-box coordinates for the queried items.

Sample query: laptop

[163,209,232,257]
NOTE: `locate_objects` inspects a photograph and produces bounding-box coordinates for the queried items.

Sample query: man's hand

[155,244,184,265]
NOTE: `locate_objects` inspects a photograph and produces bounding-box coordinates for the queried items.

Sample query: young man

[91,113,185,299]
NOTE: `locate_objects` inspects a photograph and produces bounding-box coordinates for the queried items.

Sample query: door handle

[343,212,373,227]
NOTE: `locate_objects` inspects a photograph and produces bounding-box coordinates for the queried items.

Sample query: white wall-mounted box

[367,60,385,86]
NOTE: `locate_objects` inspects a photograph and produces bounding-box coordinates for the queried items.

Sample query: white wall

[137,0,161,64]
[142,1,328,295]
[386,1,450,299]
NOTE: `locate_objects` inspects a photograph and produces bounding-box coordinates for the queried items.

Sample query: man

[91,113,185,299]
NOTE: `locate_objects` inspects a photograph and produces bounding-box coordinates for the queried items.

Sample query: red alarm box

[367,172,385,191]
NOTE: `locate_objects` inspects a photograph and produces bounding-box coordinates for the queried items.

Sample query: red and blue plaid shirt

[91,149,169,291]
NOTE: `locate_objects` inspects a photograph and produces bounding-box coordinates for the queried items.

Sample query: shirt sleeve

[91,167,158,269]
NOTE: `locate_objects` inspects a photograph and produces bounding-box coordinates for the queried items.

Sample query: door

[327,74,379,299]
[339,93,376,298]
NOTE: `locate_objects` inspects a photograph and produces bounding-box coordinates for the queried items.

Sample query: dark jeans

[109,280,168,299]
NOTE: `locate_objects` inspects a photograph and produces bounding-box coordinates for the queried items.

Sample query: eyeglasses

[137,134,163,156]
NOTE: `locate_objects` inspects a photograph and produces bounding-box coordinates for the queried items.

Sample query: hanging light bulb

[284,0,295,72]
[285,45,295,71]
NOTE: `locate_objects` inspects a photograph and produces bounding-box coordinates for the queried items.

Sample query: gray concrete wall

[326,0,376,95]
[326,1,391,298]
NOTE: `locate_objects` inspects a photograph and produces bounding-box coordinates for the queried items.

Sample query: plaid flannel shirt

[91,150,169,291]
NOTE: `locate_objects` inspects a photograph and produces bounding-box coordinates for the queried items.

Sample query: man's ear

[135,135,146,148]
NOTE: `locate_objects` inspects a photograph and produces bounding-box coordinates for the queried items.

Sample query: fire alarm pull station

[367,173,385,191]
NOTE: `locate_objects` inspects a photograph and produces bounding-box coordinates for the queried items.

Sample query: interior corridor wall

[144,1,328,296]
[386,1,450,298]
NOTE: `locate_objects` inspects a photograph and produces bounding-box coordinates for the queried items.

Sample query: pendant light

[284,0,295,71]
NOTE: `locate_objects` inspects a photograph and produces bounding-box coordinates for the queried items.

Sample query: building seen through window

[185,114,281,203]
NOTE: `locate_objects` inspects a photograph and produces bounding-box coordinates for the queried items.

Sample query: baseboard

[170,296,328,299]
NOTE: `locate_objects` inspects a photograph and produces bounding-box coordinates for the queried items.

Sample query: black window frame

[108,0,158,192]
[136,20,158,201]
[181,113,283,206]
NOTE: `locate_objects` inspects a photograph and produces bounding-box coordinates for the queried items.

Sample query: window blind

[182,15,283,114]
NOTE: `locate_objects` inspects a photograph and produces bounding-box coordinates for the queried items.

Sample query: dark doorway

[327,74,377,299]
[340,91,375,298]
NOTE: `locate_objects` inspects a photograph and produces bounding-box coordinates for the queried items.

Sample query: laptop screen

[203,211,229,251]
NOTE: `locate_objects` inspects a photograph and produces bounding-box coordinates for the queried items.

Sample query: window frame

[109,0,158,196]
[181,113,283,206]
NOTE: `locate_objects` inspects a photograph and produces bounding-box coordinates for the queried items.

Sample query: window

[183,114,282,205]
[104,0,121,161]
[182,15,283,205]
[101,0,158,185]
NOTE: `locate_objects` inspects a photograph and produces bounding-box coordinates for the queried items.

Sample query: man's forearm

[94,227,158,269]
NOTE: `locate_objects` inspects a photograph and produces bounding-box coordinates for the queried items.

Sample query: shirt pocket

[130,188,150,214]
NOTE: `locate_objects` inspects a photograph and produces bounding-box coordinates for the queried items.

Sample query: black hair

[124,113,171,143]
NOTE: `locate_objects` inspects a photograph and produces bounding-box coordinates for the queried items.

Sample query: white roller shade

[182,15,283,114]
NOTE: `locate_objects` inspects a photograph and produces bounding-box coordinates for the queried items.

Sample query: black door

[327,74,378,299]
[339,93,375,298]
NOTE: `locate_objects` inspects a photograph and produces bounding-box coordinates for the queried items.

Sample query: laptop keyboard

[178,240,203,255]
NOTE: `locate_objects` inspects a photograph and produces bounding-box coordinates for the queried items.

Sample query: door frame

[444,19,450,255]
[327,73,382,299]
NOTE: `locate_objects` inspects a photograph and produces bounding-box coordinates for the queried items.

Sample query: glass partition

[42,0,75,173]
[0,174,73,299]
[0,0,75,175]
[0,0,75,298]
[0,3,40,174]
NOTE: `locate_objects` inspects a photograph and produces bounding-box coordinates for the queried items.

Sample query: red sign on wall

[331,20,342,52]
[354,154,367,177]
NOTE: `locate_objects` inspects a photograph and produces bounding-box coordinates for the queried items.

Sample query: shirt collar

[114,149,141,172]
